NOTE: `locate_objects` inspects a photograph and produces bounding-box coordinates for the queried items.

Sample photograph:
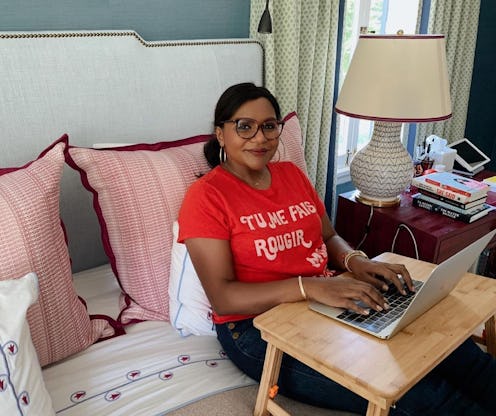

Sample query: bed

[0,30,355,415]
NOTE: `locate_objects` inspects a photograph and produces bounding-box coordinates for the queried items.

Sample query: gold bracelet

[343,250,368,273]
[298,275,307,300]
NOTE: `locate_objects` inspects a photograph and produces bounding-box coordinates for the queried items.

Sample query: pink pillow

[66,136,212,323]
[280,112,307,173]
[0,137,108,366]
[66,113,306,324]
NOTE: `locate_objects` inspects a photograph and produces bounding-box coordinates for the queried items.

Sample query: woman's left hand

[347,255,414,295]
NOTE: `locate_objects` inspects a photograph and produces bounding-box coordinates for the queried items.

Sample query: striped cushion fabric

[0,137,108,366]
[279,112,307,173]
[66,112,306,325]
[66,136,212,324]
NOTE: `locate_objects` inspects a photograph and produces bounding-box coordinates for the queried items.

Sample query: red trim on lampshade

[334,107,452,123]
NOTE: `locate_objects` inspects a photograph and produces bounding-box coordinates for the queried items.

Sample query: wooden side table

[335,189,496,264]
[253,253,496,416]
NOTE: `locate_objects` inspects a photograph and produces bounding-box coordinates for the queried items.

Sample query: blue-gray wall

[0,1,250,41]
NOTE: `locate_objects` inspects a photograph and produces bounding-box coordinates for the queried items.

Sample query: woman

[178,83,496,415]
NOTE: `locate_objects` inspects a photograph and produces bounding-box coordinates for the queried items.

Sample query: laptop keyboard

[336,279,424,334]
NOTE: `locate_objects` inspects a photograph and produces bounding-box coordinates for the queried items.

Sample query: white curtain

[416,0,481,144]
[249,0,341,204]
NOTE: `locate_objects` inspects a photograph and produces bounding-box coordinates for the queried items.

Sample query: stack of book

[411,171,494,223]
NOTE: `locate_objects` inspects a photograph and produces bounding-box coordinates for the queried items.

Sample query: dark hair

[204,83,282,168]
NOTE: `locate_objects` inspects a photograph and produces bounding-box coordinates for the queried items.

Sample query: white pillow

[168,221,216,336]
[0,273,55,415]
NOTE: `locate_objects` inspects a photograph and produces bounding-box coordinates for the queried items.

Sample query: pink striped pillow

[280,112,306,173]
[66,112,305,324]
[0,137,108,366]
[66,136,212,323]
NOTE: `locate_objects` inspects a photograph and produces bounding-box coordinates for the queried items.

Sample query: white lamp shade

[335,34,452,122]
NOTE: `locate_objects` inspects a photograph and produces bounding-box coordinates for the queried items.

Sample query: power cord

[391,223,419,259]
[356,205,374,250]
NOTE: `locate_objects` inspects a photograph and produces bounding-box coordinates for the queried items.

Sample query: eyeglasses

[221,118,284,140]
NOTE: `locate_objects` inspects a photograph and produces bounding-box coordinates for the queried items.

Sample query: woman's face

[216,97,280,173]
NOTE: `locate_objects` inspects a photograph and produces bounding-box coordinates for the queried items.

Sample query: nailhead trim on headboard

[0,30,265,80]
[0,30,262,48]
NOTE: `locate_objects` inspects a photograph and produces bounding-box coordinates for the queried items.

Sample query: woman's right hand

[304,276,388,315]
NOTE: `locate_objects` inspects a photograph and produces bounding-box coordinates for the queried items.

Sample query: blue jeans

[216,318,496,415]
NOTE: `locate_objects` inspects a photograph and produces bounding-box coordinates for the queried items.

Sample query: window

[336,0,420,184]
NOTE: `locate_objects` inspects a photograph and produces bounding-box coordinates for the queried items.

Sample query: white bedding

[43,266,255,415]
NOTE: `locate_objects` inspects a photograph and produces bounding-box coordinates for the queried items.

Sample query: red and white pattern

[43,320,255,416]
[279,112,307,174]
[66,136,212,324]
[0,138,108,367]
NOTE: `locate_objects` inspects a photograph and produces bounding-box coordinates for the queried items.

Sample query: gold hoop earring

[272,148,281,162]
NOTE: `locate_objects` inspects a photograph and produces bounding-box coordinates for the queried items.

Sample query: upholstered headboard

[0,30,264,271]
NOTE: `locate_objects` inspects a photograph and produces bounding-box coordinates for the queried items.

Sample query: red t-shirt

[178,161,328,323]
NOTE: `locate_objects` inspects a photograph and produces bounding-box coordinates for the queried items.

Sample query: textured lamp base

[350,121,413,208]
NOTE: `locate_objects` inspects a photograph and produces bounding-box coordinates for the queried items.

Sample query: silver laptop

[309,229,496,339]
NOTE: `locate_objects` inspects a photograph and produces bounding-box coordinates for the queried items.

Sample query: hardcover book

[411,172,489,203]
[412,193,486,215]
[412,195,494,223]
[415,189,487,210]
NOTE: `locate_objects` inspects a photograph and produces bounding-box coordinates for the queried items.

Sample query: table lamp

[335,33,452,207]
